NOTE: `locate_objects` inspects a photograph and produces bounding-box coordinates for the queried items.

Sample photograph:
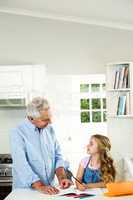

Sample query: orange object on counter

[104,181,133,197]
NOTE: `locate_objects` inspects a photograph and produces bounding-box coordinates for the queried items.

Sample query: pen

[66,170,83,185]
[72,175,83,185]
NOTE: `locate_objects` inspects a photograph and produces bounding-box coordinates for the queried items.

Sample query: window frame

[80,76,106,124]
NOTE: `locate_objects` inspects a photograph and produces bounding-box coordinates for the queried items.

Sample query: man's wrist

[31,180,44,189]
[58,175,67,182]
[56,167,67,182]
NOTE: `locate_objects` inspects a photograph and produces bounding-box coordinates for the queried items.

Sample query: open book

[60,193,95,198]
[57,186,105,198]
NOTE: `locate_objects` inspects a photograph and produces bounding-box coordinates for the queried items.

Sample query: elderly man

[11,97,72,195]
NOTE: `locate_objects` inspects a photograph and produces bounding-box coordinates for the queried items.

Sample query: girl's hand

[76,183,87,191]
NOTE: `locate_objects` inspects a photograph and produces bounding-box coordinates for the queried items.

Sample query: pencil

[72,175,83,185]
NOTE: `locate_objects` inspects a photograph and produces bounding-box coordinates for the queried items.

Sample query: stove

[0,154,12,186]
[0,154,12,200]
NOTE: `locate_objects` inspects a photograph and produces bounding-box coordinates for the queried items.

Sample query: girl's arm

[75,164,86,191]
[85,182,106,189]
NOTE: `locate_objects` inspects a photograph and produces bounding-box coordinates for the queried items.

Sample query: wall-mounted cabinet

[0,65,46,107]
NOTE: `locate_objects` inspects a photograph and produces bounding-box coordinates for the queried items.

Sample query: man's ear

[27,116,34,122]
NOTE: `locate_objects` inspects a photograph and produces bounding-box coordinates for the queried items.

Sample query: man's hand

[56,167,73,189]
[38,185,59,195]
[59,179,73,189]
[31,181,59,195]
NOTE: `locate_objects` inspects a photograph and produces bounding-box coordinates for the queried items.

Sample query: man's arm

[11,128,59,194]
[55,167,67,183]
[11,128,40,187]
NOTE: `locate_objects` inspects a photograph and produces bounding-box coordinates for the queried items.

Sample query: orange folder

[104,181,133,197]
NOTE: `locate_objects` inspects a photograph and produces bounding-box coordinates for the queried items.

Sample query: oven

[0,154,12,200]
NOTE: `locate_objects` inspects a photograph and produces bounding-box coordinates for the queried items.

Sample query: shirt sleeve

[80,157,90,169]
[10,128,40,187]
[51,127,65,170]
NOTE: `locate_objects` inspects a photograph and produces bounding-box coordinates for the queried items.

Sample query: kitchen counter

[5,187,133,200]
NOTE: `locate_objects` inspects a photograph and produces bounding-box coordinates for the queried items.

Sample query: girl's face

[87,137,99,155]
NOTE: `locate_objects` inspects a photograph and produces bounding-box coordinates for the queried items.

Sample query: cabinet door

[124,162,133,181]
[0,186,12,200]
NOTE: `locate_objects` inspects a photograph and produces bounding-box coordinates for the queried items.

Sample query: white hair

[26,97,49,118]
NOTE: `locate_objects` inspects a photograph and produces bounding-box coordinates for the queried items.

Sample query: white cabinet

[124,158,133,181]
[0,65,46,107]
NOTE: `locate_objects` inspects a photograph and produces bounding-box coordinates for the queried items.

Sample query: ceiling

[0,0,133,30]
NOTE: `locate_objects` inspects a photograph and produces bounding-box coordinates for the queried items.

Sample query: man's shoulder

[11,119,33,135]
[47,124,55,134]
[45,123,52,129]
[16,119,29,129]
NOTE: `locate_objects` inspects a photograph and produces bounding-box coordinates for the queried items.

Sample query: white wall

[0,74,106,175]
[0,108,25,153]
[0,64,46,153]
[46,74,107,174]
[0,12,133,176]
[0,12,133,74]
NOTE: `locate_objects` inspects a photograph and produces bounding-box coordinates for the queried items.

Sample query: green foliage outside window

[80,84,89,93]
[80,83,106,123]
[92,111,101,122]
[81,112,90,123]
[102,83,106,91]
[103,111,107,122]
[103,98,106,109]
[91,84,100,92]
[80,99,90,109]
[92,98,101,109]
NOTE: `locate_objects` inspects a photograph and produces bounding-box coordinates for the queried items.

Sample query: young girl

[76,134,116,190]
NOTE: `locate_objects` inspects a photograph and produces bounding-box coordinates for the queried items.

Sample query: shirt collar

[25,118,36,130]
[25,118,50,132]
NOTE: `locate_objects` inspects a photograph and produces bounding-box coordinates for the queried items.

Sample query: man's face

[29,108,52,128]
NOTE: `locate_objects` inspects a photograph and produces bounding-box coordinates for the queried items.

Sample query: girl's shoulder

[80,156,91,169]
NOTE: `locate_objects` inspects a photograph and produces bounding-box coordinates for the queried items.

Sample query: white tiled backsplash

[0,108,25,153]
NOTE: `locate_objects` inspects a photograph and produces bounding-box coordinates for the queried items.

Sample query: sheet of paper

[56,186,106,196]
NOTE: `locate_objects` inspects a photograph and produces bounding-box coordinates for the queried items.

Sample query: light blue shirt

[11,119,65,189]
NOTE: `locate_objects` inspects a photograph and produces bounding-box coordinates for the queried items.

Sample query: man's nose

[87,144,90,149]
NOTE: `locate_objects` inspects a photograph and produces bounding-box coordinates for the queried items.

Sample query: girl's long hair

[92,134,116,184]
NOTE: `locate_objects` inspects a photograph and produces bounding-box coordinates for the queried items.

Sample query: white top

[80,156,100,170]
[5,187,133,200]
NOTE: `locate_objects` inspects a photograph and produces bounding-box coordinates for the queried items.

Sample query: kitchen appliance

[0,65,46,108]
[0,98,26,108]
[0,154,12,200]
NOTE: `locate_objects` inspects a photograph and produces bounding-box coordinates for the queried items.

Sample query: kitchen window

[80,82,106,123]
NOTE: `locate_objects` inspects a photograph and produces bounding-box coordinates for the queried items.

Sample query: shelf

[107,115,133,118]
[107,88,131,92]
[107,61,133,66]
